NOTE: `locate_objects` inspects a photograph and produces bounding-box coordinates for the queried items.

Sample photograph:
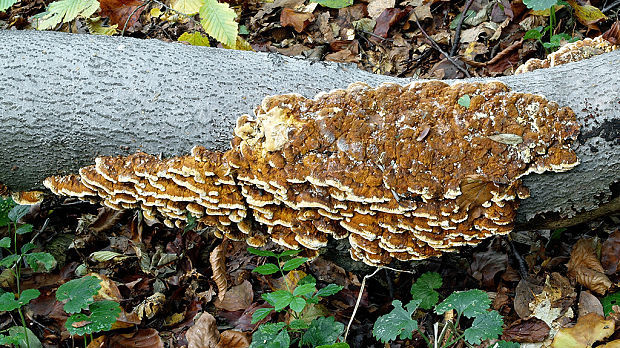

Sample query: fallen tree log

[0,30,618,229]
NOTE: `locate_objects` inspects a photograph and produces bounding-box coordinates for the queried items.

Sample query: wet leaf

[186,312,220,348]
[65,300,121,336]
[210,242,228,301]
[551,312,615,348]
[567,238,612,295]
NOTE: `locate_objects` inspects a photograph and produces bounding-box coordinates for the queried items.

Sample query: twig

[412,13,471,77]
[507,236,529,280]
[343,267,382,340]
[121,0,152,36]
[603,0,620,13]
[450,0,475,57]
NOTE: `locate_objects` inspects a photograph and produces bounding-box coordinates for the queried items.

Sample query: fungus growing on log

[44,81,580,265]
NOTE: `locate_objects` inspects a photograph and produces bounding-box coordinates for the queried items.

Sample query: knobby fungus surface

[45,81,580,265]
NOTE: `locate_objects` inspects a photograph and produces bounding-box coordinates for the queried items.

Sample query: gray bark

[0,30,618,227]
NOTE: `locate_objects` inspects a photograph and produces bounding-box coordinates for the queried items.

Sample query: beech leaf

[199,0,238,48]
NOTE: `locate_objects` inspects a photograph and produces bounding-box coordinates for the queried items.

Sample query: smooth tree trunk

[0,30,619,229]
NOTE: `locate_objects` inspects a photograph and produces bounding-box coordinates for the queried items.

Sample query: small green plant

[601,291,620,316]
[55,275,121,347]
[248,247,348,348]
[372,272,517,347]
[522,0,579,52]
[0,198,56,348]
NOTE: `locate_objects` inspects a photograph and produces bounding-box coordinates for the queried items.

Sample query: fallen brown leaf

[567,238,613,295]
[373,8,407,38]
[502,317,550,342]
[108,328,164,348]
[470,248,507,288]
[217,330,250,348]
[210,242,228,301]
[280,8,315,33]
[215,280,253,312]
[186,312,220,348]
[578,290,604,318]
[99,0,144,29]
[551,312,615,348]
[601,230,620,275]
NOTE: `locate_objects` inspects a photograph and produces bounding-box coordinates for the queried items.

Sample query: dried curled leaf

[186,312,220,348]
[217,330,250,348]
[214,280,253,312]
[551,312,615,348]
[210,242,228,301]
[567,238,613,295]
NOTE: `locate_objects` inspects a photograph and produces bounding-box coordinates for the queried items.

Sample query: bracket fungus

[45,81,580,265]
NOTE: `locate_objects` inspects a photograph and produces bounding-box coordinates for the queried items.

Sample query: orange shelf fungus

[44,81,580,265]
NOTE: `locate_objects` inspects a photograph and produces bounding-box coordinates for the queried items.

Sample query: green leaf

[524,28,543,40]
[65,300,121,335]
[0,331,22,346]
[25,252,56,272]
[199,0,238,48]
[289,296,306,313]
[263,290,294,311]
[56,276,101,314]
[435,289,491,318]
[7,326,42,348]
[523,0,559,10]
[0,237,11,248]
[0,254,20,268]
[251,307,274,324]
[298,274,317,286]
[289,319,310,330]
[463,310,504,345]
[248,247,277,257]
[253,263,280,275]
[490,341,521,348]
[317,344,349,348]
[602,291,620,316]
[178,32,211,46]
[8,205,29,222]
[34,0,100,30]
[250,323,290,348]
[15,224,33,235]
[279,249,302,257]
[18,289,41,305]
[372,299,420,343]
[293,283,316,297]
[410,271,442,310]
[310,0,352,9]
[21,242,36,254]
[0,197,16,227]
[90,250,130,263]
[282,257,308,271]
[171,0,204,15]
[0,292,20,311]
[301,316,344,347]
[316,284,343,298]
[458,94,471,108]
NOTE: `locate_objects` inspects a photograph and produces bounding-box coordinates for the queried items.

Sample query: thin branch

[343,267,382,341]
[412,13,471,77]
[450,0,475,57]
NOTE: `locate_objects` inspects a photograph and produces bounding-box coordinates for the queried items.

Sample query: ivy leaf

[410,272,442,310]
[262,290,294,311]
[523,0,559,10]
[253,263,280,275]
[289,296,306,312]
[171,0,203,15]
[65,300,121,336]
[602,291,620,316]
[34,0,100,30]
[316,284,343,298]
[372,299,421,343]
[8,205,29,223]
[199,0,238,48]
[178,32,211,46]
[293,283,316,297]
[435,289,491,318]
[251,307,274,324]
[282,257,308,271]
[310,0,352,9]
[301,316,345,347]
[24,252,56,272]
[463,310,504,345]
[248,248,277,257]
[56,276,101,314]
[249,323,289,348]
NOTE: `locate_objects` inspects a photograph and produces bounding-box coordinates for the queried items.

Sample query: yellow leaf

[178,31,211,46]
[223,35,254,51]
[551,312,615,348]
[87,17,118,35]
[150,7,162,18]
[171,0,204,15]
[566,0,606,25]
[199,0,238,48]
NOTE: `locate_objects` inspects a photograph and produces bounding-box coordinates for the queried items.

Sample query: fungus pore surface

[45,81,580,265]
